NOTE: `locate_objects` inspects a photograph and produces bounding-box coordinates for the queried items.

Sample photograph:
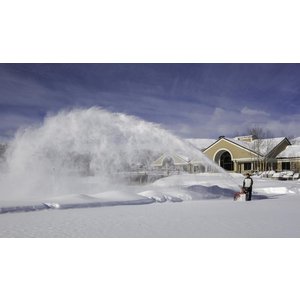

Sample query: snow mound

[43,203,60,209]
[256,186,300,195]
[138,190,183,203]
[44,193,100,204]
[152,173,242,189]
[90,190,148,202]
[187,185,235,199]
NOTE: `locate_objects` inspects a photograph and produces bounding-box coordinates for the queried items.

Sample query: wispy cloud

[1,64,300,141]
[241,106,270,116]
[174,106,300,139]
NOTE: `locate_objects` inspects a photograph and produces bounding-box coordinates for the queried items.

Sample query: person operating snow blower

[243,173,253,201]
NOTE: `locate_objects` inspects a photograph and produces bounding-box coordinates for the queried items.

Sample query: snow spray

[0,107,230,201]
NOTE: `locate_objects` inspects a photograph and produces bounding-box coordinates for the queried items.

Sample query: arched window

[220,151,233,171]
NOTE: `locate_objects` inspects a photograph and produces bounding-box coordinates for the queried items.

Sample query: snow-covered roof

[251,137,287,156]
[186,138,216,150]
[228,138,253,150]
[152,153,191,167]
[187,136,290,157]
[175,153,190,162]
[231,137,287,156]
[291,137,300,145]
[277,145,300,158]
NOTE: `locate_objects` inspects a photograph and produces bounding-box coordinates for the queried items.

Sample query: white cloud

[177,106,300,139]
[241,106,270,116]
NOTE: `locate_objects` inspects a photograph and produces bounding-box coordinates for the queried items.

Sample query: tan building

[202,135,291,173]
[152,136,295,174]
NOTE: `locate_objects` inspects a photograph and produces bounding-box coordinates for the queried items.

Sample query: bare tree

[247,127,274,171]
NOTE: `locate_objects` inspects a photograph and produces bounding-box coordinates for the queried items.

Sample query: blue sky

[0,63,299,141]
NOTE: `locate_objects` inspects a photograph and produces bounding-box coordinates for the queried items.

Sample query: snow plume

[0,107,221,201]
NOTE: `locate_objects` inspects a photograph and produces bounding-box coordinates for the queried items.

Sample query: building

[192,135,291,173]
[276,145,300,172]
[151,153,193,173]
[152,135,299,174]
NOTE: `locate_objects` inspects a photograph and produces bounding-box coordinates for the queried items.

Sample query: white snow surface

[277,145,300,158]
[291,137,300,145]
[231,137,286,155]
[1,173,300,237]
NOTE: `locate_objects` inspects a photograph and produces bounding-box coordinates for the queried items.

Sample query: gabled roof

[152,153,191,167]
[262,137,291,157]
[203,137,261,157]
[277,145,300,158]
[245,137,289,156]
[203,136,290,157]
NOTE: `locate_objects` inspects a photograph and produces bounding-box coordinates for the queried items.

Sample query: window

[244,162,251,171]
[282,162,290,170]
[220,151,233,171]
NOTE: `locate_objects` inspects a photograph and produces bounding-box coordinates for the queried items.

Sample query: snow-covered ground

[1,173,300,237]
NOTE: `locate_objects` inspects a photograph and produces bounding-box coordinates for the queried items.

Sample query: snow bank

[1,173,300,237]
[1,173,300,217]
